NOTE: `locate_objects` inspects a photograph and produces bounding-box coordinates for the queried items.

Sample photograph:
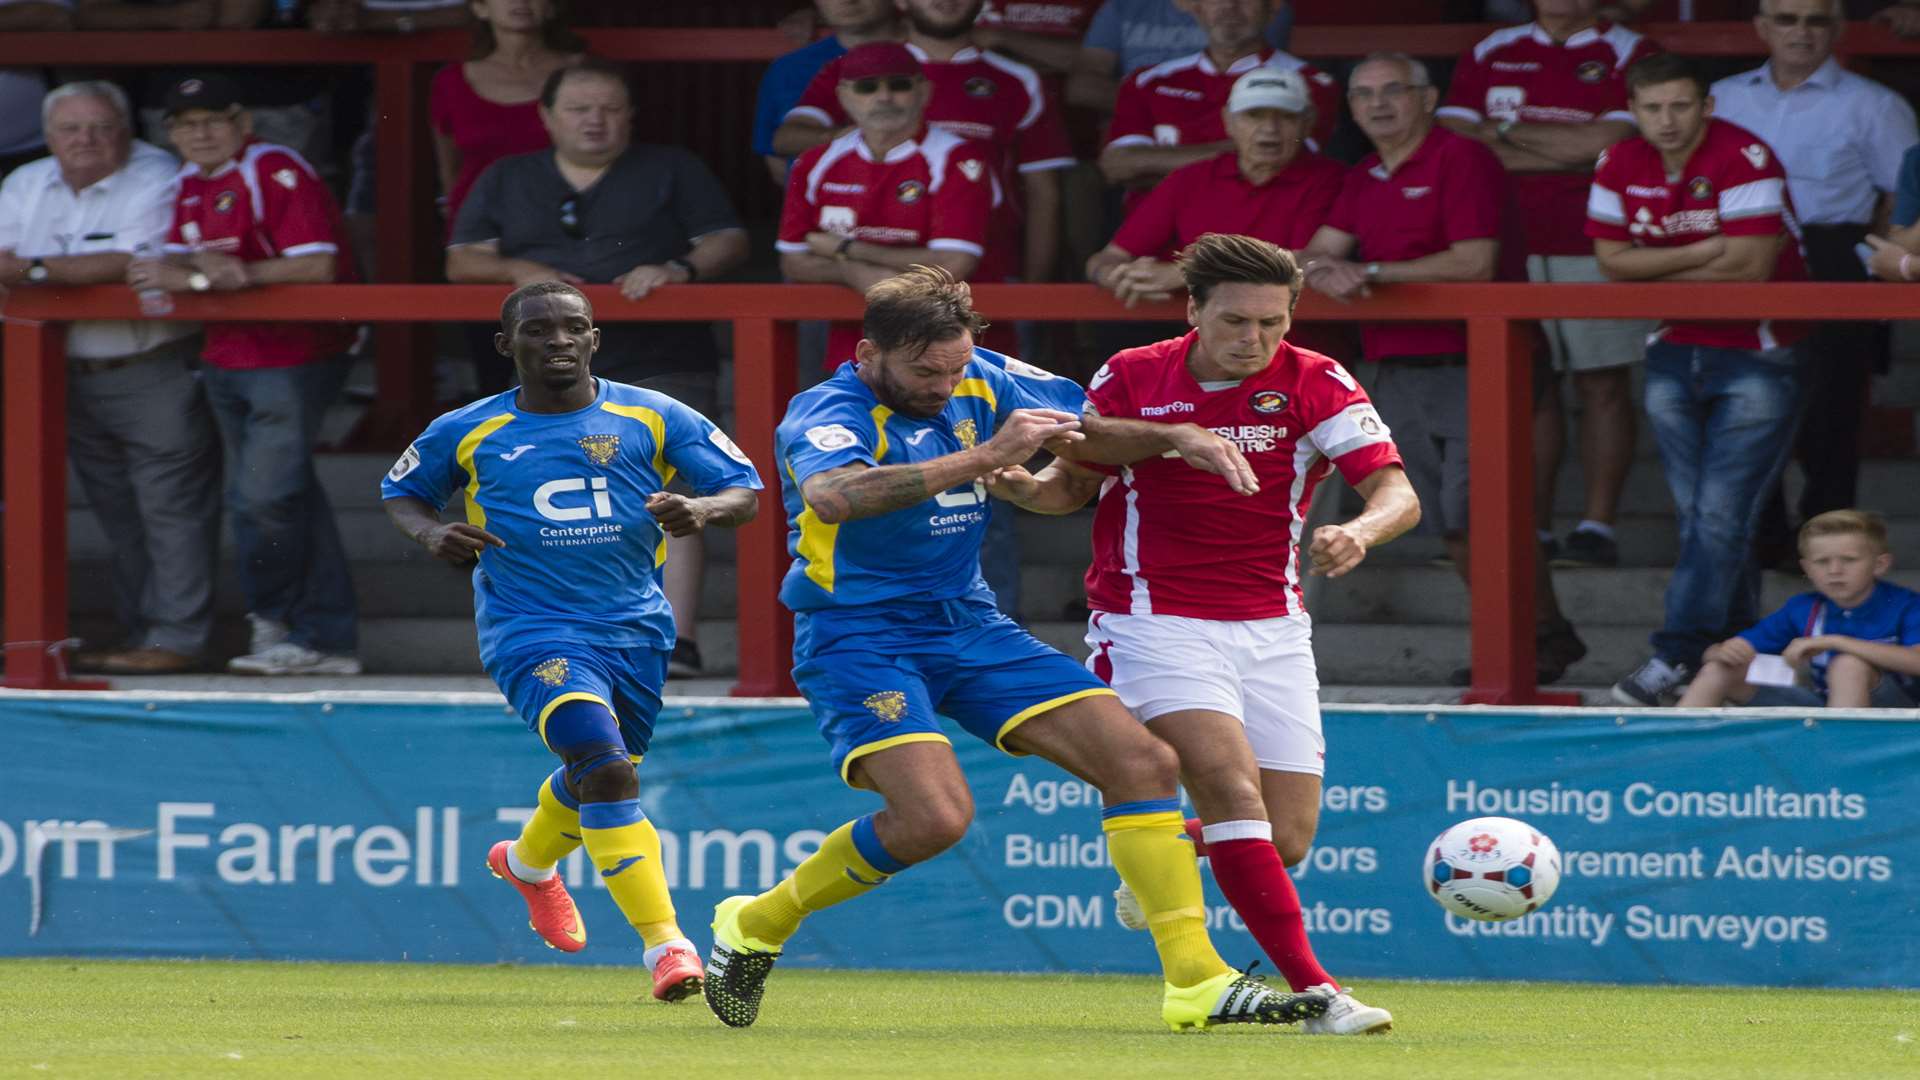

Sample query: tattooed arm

[799,409,1083,524]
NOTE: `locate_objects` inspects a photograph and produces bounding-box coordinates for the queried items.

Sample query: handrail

[7,281,1917,706]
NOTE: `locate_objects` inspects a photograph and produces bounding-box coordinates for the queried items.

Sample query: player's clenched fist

[982,408,1083,467]
[1307,523,1368,578]
[419,522,504,566]
[646,491,710,537]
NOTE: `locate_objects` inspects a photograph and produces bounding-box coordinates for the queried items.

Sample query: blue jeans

[1643,341,1803,666]
[201,357,358,653]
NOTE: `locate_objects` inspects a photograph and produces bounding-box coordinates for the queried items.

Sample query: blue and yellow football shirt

[776,347,1086,611]
[381,379,762,660]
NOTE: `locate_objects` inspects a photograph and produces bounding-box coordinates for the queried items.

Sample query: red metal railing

[5,283,1915,704]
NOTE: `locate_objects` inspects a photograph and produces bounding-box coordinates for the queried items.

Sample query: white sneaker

[227,642,363,676]
[1112,882,1147,931]
[246,614,291,655]
[1301,984,1393,1035]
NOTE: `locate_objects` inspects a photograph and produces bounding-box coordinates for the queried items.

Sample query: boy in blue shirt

[1679,510,1920,709]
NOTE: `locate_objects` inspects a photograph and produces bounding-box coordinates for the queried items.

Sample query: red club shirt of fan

[1111,148,1344,260]
[1586,118,1809,350]
[165,139,356,369]
[1106,49,1341,160]
[978,0,1099,36]
[1083,333,1403,620]
[778,126,1001,365]
[1325,126,1508,360]
[1438,20,1658,255]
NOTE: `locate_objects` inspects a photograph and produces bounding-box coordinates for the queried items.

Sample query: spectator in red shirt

[1300,51,1586,685]
[777,43,1003,366]
[127,73,361,677]
[776,0,1075,284]
[1098,0,1337,204]
[1438,0,1660,572]
[975,0,1103,75]
[1086,68,1341,305]
[1589,54,1811,706]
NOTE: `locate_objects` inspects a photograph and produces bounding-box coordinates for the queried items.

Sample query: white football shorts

[1085,610,1324,776]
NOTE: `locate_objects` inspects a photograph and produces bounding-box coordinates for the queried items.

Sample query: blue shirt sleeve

[1895,589,1920,646]
[380,414,464,510]
[972,348,1089,420]
[779,395,883,489]
[1739,595,1810,654]
[1894,145,1920,229]
[1082,0,1121,55]
[663,401,765,495]
[753,39,847,158]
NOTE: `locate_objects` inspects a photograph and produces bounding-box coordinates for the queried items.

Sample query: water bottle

[131,242,174,317]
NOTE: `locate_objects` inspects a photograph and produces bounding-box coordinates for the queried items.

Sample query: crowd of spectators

[3,0,1920,698]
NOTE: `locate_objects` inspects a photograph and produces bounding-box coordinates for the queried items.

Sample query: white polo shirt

[1710,58,1919,227]
[0,140,198,360]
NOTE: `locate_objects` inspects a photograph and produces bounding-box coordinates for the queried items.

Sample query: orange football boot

[651,943,705,1003]
[487,840,586,953]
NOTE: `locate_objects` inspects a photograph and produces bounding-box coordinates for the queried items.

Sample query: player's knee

[1108,735,1180,796]
[1826,653,1879,686]
[1272,830,1313,868]
[897,796,974,856]
[564,744,637,803]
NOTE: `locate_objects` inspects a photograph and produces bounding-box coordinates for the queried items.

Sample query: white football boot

[1301,983,1394,1035]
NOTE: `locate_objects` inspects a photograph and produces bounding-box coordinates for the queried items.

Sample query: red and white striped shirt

[1083,333,1403,620]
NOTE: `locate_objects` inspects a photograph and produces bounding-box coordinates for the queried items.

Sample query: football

[1423,816,1563,921]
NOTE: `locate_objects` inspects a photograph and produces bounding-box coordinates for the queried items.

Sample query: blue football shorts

[487,639,669,759]
[792,594,1117,785]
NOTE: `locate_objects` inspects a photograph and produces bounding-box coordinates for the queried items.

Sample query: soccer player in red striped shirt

[989,233,1420,1035]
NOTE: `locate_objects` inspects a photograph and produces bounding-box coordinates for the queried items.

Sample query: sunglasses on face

[1767,13,1836,28]
[559,196,582,239]
[846,76,917,95]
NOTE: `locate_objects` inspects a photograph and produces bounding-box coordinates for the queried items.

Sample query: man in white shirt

[0,81,220,674]
[1710,0,1920,558]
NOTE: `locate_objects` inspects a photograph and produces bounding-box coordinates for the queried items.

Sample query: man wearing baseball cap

[1087,68,1343,312]
[127,72,362,676]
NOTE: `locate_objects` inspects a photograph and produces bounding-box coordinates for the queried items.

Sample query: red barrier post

[729,316,798,697]
[357,56,439,448]
[1461,316,1577,706]
[2,316,104,689]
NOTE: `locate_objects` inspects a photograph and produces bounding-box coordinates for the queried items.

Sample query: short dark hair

[861,265,991,360]
[1177,233,1304,310]
[501,281,592,332]
[541,57,632,111]
[1625,53,1710,102]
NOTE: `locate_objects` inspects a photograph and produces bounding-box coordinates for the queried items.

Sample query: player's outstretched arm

[1307,466,1420,578]
[644,487,758,538]
[1068,415,1258,496]
[801,409,1082,524]
[384,496,505,567]
[984,459,1103,515]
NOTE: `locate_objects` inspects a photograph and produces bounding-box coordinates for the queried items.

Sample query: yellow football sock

[738,815,901,947]
[1104,805,1232,988]
[579,799,682,949]
[511,768,584,870]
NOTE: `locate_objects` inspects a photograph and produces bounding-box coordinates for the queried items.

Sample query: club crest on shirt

[1249,389,1289,414]
[863,690,907,722]
[896,179,926,204]
[578,435,620,465]
[958,158,984,182]
[964,76,997,98]
[532,657,570,687]
[213,190,238,214]
[953,419,978,449]
[1576,59,1608,84]
[1688,176,1714,201]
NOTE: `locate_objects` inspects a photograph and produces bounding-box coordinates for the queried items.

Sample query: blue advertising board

[1,691,1914,987]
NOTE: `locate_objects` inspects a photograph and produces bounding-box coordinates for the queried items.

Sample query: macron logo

[500,445,535,461]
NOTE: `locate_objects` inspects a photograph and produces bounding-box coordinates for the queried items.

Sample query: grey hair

[42,81,133,131]
[1355,51,1432,89]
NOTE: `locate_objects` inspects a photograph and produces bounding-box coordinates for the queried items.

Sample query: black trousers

[1759,221,1886,549]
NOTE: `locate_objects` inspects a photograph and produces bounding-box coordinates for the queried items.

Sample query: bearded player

[989,233,1419,1035]
[381,282,762,1002]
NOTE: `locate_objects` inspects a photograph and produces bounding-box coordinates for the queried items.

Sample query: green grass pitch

[3,960,1914,1079]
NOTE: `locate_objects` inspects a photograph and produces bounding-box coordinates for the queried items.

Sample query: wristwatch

[187,271,212,292]
[24,258,49,284]
[666,256,698,282]
[834,236,856,261]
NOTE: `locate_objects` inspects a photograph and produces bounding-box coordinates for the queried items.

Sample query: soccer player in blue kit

[381,282,761,1004]
[702,266,1332,1032]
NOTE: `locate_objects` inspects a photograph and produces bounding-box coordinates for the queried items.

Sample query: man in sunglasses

[448,57,751,680]
[1709,0,1919,571]
[777,43,1003,370]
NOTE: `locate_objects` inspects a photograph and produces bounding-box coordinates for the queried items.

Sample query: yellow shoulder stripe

[454,413,516,528]
[599,401,676,486]
[869,404,893,462]
[787,460,839,593]
[953,377,998,415]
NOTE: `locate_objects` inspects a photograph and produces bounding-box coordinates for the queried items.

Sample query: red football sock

[1206,836,1337,992]
[1184,816,1208,857]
